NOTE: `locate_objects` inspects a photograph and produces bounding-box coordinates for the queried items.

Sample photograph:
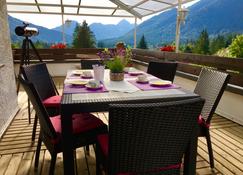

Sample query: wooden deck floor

[0,91,243,175]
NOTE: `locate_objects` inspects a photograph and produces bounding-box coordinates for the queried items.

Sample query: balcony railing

[12,48,243,94]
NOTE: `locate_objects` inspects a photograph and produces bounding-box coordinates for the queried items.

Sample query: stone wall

[0,0,18,136]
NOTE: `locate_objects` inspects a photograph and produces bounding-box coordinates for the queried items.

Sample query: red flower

[50,43,66,49]
[160,45,175,52]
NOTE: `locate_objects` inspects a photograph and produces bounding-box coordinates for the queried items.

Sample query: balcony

[1,0,243,174]
[0,48,242,174]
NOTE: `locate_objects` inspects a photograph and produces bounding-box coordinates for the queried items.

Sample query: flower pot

[110,72,124,81]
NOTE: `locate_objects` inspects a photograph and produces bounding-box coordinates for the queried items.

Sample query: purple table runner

[63,84,108,94]
[128,80,180,91]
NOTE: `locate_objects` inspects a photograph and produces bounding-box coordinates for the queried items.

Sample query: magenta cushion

[42,95,61,107]
[198,115,210,128]
[97,134,109,157]
[50,113,105,135]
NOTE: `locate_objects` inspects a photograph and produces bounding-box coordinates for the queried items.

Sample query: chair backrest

[81,59,101,69]
[21,63,57,100]
[147,61,178,82]
[194,68,230,123]
[108,98,204,175]
[18,74,57,139]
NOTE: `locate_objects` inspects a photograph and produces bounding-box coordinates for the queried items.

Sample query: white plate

[149,80,172,87]
[67,80,88,86]
[72,70,83,75]
[85,84,103,90]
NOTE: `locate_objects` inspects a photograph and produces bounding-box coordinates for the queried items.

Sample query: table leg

[183,125,198,175]
[61,106,75,175]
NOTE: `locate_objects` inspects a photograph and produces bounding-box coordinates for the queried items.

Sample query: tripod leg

[29,39,43,62]
[28,98,31,124]
[16,39,27,94]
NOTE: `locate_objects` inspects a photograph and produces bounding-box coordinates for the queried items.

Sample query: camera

[15,22,39,37]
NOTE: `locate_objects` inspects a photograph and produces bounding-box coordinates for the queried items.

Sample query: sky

[8,0,200,29]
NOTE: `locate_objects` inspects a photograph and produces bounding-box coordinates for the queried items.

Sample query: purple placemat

[63,84,108,94]
[128,80,180,91]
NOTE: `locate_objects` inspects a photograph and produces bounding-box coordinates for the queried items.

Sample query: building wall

[0,0,19,137]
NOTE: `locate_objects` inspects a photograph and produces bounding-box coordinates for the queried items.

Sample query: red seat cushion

[97,134,181,175]
[50,113,105,135]
[42,95,61,107]
[198,115,210,128]
[97,134,109,157]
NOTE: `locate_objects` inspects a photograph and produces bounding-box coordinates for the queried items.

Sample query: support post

[134,17,137,48]
[61,14,65,44]
[175,0,182,53]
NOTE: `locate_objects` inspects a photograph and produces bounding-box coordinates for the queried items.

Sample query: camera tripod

[16,37,42,124]
[16,36,42,93]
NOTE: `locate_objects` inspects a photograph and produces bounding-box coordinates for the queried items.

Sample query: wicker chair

[81,59,101,69]
[96,98,204,175]
[147,61,178,82]
[19,75,108,175]
[21,63,61,141]
[194,68,230,168]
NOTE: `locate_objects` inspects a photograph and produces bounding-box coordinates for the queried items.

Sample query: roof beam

[109,0,142,19]
[77,0,81,14]
[34,0,41,12]
[145,0,195,16]
[7,11,134,18]
[111,5,119,16]
[152,0,174,6]
[6,2,119,10]
[131,0,149,9]
[136,6,154,13]
[60,0,64,14]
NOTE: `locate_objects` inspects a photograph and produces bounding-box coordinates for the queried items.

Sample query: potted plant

[107,57,125,81]
[98,42,132,81]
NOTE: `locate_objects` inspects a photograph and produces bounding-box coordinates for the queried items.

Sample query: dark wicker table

[61,70,199,175]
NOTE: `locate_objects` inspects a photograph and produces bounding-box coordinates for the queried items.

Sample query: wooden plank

[5,153,23,175]
[198,139,243,174]
[197,147,234,175]
[0,154,12,175]
[200,136,243,167]
[211,130,243,157]
[219,128,243,145]
[16,152,34,175]
[29,150,45,175]
[55,153,64,175]
[41,151,51,175]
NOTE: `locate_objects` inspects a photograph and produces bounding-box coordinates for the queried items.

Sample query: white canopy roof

[6,0,194,18]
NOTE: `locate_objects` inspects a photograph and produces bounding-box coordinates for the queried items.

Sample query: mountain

[102,0,243,47]
[89,19,134,40]
[8,15,72,44]
[52,19,134,41]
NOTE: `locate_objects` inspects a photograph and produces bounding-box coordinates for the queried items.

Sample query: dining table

[60,68,199,175]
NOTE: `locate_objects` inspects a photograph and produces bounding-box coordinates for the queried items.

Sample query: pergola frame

[6,0,195,50]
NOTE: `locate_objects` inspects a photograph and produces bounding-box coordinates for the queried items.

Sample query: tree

[72,20,96,48]
[137,34,148,49]
[97,41,105,48]
[183,43,194,53]
[194,29,210,55]
[229,34,243,58]
[210,35,226,54]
